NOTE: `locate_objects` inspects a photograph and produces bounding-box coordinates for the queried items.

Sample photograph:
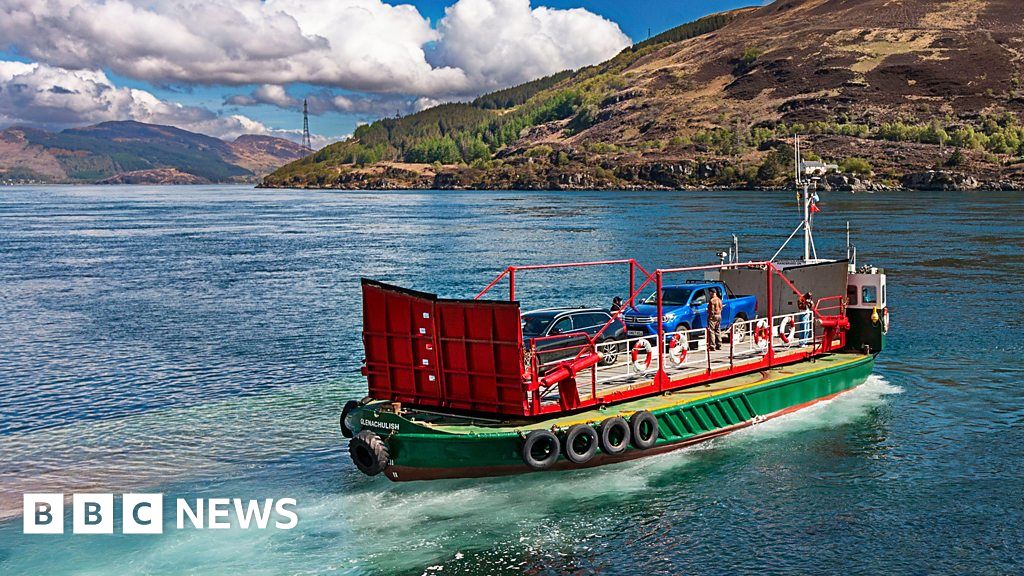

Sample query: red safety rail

[361,259,850,418]
[814,294,846,317]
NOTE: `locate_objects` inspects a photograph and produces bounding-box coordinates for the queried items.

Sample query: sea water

[0,186,1021,574]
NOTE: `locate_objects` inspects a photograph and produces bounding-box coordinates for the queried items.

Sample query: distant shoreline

[6,181,1019,193]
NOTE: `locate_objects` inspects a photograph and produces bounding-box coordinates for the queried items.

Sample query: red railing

[364,259,851,418]
[498,260,849,416]
[475,259,655,302]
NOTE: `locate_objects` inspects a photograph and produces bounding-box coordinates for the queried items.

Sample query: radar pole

[302,99,312,151]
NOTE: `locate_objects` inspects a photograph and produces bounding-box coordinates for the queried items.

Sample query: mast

[796,135,812,262]
[803,183,811,262]
[768,135,818,263]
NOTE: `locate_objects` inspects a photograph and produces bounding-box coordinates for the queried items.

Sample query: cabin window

[882,283,886,305]
[862,285,878,304]
[847,285,858,306]
[576,313,608,331]
[690,289,708,306]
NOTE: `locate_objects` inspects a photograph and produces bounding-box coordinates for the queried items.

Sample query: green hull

[348,352,876,481]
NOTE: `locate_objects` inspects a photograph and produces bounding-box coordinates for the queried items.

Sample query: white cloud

[251,85,300,109]
[0,61,333,142]
[433,0,631,92]
[0,0,630,98]
[0,0,466,95]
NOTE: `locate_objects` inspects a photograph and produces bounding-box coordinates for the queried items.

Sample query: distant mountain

[229,134,311,176]
[264,0,1024,191]
[0,120,308,184]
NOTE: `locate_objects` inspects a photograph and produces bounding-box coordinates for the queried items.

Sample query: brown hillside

[229,135,309,176]
[579,0,1023,144]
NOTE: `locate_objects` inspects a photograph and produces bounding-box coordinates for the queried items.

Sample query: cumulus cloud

[250,85,301,109]
[433,0,631,92]
[0,0,630,98]
[0,61,331,142]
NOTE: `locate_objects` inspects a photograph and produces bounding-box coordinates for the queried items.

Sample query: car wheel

[731,315,748,343]
[598,340,619,365]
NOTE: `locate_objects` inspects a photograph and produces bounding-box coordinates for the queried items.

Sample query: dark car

[521,308,627,369]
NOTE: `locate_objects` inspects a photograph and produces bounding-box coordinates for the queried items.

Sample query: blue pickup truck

[622,281,757,342]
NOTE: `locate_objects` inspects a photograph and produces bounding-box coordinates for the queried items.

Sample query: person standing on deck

[708,288,723,351]
[798,291,814,342]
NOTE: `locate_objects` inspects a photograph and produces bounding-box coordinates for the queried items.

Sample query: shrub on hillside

[840,157,873,175]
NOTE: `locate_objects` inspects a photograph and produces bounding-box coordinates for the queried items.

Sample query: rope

[770,220,808,262]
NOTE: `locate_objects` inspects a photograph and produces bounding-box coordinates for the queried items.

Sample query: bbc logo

[24,493,163,535]
[24,493,299,534]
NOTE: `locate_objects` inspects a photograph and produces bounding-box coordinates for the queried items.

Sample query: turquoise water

[0,186,1021,574]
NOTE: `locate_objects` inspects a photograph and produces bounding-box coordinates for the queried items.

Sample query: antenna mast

[795,135,814,262]
[302,99,312,151]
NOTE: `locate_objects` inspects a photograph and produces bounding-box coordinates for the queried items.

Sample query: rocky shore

[260,160,1024,192]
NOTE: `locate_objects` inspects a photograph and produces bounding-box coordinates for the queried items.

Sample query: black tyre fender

[629,411,659,449]
[597,416,631,455]
[339,400,359,439]
[349,430,389,476]
[521,429,561,470]
[562,424,598,464]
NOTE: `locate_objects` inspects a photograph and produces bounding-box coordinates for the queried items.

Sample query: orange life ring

[667,333,687,367]
[753,319,770,353]
[631,339,654,373]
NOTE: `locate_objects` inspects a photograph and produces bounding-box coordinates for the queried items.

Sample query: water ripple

[0,186,1022,575]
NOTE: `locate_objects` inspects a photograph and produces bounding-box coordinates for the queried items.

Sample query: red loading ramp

[361,279,528,415]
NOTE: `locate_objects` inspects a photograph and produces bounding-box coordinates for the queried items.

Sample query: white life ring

[778,316,795,344]
[882,308,890,335]
[631,339,654,373]
[667,333,687,367]
[754,318,770,354]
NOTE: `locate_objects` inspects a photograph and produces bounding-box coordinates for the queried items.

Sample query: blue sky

[0,0,756,143]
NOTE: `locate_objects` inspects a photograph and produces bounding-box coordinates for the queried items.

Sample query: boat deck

[578,340,818,401]
[399,351,869,432]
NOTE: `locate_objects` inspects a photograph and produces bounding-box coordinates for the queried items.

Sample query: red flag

[810,202,821,214]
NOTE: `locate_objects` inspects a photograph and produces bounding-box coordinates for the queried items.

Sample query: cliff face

[0,121,307,184]
[264,0,1024,191]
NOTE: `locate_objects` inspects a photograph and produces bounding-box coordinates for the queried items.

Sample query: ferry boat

[340,184,889,482]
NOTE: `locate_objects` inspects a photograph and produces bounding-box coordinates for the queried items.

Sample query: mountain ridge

[0,120,307,184]
[263,0,1024,191]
